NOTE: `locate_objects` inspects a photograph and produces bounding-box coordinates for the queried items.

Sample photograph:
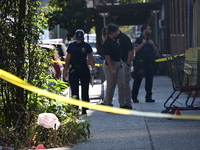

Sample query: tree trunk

[14,0,26,127]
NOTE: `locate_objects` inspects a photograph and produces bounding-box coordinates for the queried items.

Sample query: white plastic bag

[38,113,60,130]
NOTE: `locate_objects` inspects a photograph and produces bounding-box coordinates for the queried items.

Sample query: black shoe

[81,108,88,115]
[99,102,105,105]
[120,105,126,109]
[132,98,139,103]
[99,103,113,107]
[125,105,133,110]
[145,99,155,103]
[82,110,87,115]
[120,105,132,110]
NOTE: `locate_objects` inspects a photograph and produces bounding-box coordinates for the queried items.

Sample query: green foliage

[0,102,90,149]
[120,25,136,39]
[32,113,90,148]
[47,0,99,39]
[0,0,90,149]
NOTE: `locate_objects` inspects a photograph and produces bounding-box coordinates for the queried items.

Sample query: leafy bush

[0,0,90,149]
[0,72,90,149]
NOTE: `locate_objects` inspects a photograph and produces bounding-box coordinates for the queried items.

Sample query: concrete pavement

[50,75,200,150]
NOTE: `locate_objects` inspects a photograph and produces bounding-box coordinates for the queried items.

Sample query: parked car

[40,41,67,61]
[40,44,63,80]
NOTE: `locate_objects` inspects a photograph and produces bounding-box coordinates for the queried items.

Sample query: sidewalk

[51,75,200,150]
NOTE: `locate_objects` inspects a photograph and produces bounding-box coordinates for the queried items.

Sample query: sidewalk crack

[141,104,155,150]
[144,117,155,150]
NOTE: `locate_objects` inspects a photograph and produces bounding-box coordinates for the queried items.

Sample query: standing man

[63,29,96,115]
[116,30,134,109]
[132,25,158,103]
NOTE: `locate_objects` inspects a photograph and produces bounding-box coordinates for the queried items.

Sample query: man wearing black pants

[132,25,158,103]
[117,31,133,109]
[63,29,95,115]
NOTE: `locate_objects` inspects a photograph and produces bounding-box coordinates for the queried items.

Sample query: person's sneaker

[145,99,155,102]
[132,98,139,103]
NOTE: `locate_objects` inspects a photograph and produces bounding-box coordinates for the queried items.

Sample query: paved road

[49,75,200,150]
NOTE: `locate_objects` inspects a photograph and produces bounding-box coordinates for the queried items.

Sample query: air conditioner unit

[159,19,167,28]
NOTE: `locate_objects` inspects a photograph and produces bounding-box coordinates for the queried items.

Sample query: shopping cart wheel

[161,109,175,120]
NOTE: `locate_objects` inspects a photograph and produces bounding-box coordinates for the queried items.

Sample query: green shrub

[0,1,90,149]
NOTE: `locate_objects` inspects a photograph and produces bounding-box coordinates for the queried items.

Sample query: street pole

[100,13,109,26]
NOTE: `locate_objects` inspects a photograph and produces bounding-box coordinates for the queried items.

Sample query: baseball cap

[75,29,84,40]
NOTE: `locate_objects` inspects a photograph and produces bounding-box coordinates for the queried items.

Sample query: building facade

[162,0,200,58]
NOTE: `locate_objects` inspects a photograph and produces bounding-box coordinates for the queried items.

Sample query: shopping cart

[89,54,105,101]
[162,56,200,115]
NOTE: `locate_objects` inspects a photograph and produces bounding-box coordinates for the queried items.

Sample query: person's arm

[63,53,71,79]
[87,53,96,75]
[134,39,147,53]
[126,49,133,68]
[123,35,134,68]
[148,39,158,53]
[87,53,95,68]
[105,55,116,74]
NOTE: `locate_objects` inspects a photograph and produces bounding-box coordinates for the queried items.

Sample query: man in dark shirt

[117,31,133,109]
[63,29,95,115]
[132,25,158,103]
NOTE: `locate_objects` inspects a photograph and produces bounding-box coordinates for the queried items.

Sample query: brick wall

[167,0,188,55]
[193,0,200,47]
[170,35,187,55]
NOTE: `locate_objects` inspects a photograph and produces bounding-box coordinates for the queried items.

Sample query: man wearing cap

[63,29,96,115]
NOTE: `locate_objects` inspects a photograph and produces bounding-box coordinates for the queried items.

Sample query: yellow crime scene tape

[53,60,102,67]
[54,53,185,64]
[1,53,200,120]
[155,53,185,62]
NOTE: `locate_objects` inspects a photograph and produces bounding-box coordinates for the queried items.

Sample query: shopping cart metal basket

[162,56,200,115]
[89,54,105,101]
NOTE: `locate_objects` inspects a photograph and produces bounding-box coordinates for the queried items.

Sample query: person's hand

[147,39,154,45]
[142,39,147,44]
[63,70,68,80]
[111,69,117,74]
[91,70,96,76]
[125,63,130,69]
